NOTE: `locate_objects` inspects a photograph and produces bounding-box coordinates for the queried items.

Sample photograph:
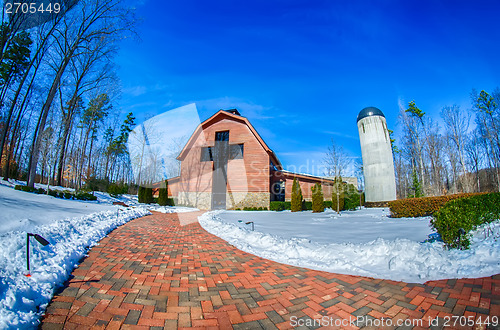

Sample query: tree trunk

[26,42,78,187]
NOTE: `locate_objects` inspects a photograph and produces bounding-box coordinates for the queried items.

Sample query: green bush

[344,191,361,211]
[144,187,154,204]
[270,201,286,211]
[302,200,312,211]
[389,193,484,218]
[311,183,324,213]
[107,183,125,197]
[332,192,344,212]
[242,206,268,211]
[291,178,303,212]
[138,186,145,203]
[74,191,97,201]
[431,193,500,249]
[158,180,169,206]
[84,177,109,193]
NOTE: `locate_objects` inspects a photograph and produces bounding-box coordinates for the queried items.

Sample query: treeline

[0,0,137,190]
[395,88,500,198]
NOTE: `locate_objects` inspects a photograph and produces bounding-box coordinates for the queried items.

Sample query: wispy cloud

[195,97,275,120]
[124,85,148,97]
[322,131,358,140]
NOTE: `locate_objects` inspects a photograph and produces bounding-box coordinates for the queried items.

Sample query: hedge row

[431,193,500,249]
[270,200,336,211]
[388,192,485,218]
[14,185,97,201]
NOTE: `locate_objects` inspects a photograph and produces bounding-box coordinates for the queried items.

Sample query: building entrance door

[211,131,230,209]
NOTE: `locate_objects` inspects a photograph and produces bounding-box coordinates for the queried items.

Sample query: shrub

[311,183,324,213]
[389,192,485,218]
[270,201,287,211]
[431,193,500,249]
[302,200,312,211]
[144,187,154,204]
[138,186,145,203]
[291,178,303,212]
[344,191,361,211]
[332,192,344,213]
[85,177,109,193]
[74,191,97,201]
[107,183,127,197]
[158,180,169,206]
[243,206,267,211]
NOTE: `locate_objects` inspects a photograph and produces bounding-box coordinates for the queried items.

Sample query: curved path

[42,211,500,329]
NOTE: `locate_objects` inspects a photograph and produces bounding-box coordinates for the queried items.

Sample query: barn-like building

[166,109,349,210]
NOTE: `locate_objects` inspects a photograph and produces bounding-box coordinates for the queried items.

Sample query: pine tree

[291,178,303,212]
[138,186,145,203]
[158,180,168,206]
[145,187,153,204]
[410,170,423,198]
[312,183,324,213]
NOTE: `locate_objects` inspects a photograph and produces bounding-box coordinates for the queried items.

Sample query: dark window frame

[200,146,213,162]
[215,130,230,142]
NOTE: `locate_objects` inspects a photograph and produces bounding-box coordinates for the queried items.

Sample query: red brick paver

[41,211,500,329]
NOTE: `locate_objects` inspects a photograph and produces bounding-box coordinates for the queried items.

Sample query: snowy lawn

[199,208,500,284]
[0,180,197,329]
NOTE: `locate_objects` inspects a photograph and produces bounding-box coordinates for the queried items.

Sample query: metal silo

[357,107,397,203]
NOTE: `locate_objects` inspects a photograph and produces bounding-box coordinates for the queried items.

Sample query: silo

[357,107,396,203]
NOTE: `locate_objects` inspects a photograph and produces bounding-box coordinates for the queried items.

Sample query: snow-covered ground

[0,180,197,329]
[199,208,500,284]
[217,208,432,244]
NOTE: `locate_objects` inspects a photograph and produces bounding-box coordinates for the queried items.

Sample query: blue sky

[117,0,500,176]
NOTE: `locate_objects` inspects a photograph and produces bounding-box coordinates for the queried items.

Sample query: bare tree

[441,105,471,192]
[26,0,136,187]
[324,139,352,213]
[471,89,500,192]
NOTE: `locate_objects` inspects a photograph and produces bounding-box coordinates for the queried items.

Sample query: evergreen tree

[145,187,154,204]
[138,186,144,203]
[312,183,324,213]
[410,170,423,198]
[291,178,303,212]
[158,180,168,206]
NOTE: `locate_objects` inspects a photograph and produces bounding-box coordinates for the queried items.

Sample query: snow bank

[150,205,199,213]
[0,184,116,233]
[0,206,150,329]
[199,211,500,284]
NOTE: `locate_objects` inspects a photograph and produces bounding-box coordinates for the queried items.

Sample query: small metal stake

[26,233,50,277]
[245,221,254,231]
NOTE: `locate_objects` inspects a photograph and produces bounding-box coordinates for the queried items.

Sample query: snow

[198,208,500,284]
[0,185,116,233]
[216,208,432,244]
[0,180,197,329]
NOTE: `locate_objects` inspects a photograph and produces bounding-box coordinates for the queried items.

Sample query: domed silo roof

[357,107,385,122]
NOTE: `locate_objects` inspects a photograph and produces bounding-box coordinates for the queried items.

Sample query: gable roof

[177,110,282,169]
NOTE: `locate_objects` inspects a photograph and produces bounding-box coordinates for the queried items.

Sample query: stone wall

[177,192,212,210]
[176,191,270,210]
[226,192,270,209]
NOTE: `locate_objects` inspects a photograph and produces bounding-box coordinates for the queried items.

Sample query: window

[215,131,229,142]
[230,144,244,159]
[201,146,213,161]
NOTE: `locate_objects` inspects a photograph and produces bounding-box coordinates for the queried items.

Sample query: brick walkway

[41,211,500,329]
